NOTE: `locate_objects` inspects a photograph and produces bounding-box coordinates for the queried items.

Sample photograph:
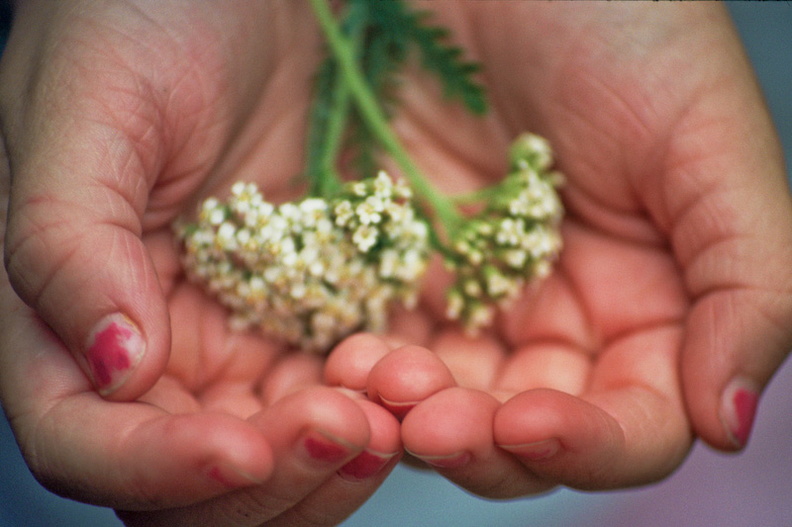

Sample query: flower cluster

[176,134,563,353]
[177,171,430,353]
[444,133,564,332]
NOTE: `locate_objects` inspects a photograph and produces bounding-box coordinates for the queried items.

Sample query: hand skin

[2,0,792,522]
[0,1,401,525]
[325,1,792,498]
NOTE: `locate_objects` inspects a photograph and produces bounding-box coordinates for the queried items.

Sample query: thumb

[3,97,171,402]
[675,132,792,452]
[683,286,792,451]
[681,223,792,451]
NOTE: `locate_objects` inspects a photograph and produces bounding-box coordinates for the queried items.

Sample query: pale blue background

[2,3,791,526]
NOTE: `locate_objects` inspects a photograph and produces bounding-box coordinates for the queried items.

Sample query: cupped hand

[326,1,792,497]
[0,1,399,524]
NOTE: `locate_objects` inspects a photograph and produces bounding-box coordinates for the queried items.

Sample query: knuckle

[4,195,81,311]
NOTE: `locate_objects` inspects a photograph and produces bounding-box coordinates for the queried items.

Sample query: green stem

[316,63,351,196]
[452,185,502,206]
[309,0,463,234]
[305,58,343,197]
[315,1,369,197]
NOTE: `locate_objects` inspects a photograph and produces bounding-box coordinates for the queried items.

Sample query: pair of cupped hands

[2,2,792,526]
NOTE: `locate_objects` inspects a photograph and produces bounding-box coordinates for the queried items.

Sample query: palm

[118,0,326,396]
[112,3,713,410]
[1,2,398,523]
[147,254,325,420]
[327,1,769,496]
[44,1,285,398]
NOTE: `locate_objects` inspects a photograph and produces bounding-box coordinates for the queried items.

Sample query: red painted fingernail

[303,431,352,463]
[500,438,561,462]
[721,377,760,449]
[338,450,397,480]
[85,314,145,395]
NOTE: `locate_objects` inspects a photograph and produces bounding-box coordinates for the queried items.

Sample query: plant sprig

[306,0,564,334]
[176,0,563,353]
[305,0,487,206]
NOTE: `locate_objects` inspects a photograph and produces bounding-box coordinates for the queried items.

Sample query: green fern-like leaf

[304,0,488,196]
[369,1,488,115]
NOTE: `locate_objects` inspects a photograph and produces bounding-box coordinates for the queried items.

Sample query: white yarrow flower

[444,133,564,333]
[176,172,431,353]
[176,134,562,349]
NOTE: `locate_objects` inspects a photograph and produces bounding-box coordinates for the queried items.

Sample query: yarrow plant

[176,0,564,353]
[178,172,430,352]
[443,134,564,330]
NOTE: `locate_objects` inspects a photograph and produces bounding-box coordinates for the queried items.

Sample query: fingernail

[335,386,368,401]
[303,430,353,463]
[500,438,561,462]
[85,313,145,395]
[338,450,397,481]
[409,450,471,469]
[379,396,417,421]
[208,462,265,488]
[720,377,760,448]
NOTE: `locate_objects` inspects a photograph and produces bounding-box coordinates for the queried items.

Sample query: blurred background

[1,3,790,526]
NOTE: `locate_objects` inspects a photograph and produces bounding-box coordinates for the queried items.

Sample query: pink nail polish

[500,438,561,462]
[85,314,145,395]
[304,432,351,463]
[721,378,760,448]
[339,450,396,480]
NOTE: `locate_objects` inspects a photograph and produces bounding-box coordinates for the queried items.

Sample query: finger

[683,288,792,450]
[495,341,591,397]
[494,389,627,490]
[647,19,792,451]
[265,400,402,527]
[667,134,792,450]
[402,387,554,498]
[0,301,273,511]
[117,411,276,508]
[165,282,284,418]
[495,326,692,489]
[337,399,402,480]
[66,409,275,510]
[2,73,171,400]
[121,387,377,527]
[324,333,392,392]
[366,344,456,420]
[676,185,792,450]
[259,352,325,406]
[431,328,505,393]
[381,305,435,348]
